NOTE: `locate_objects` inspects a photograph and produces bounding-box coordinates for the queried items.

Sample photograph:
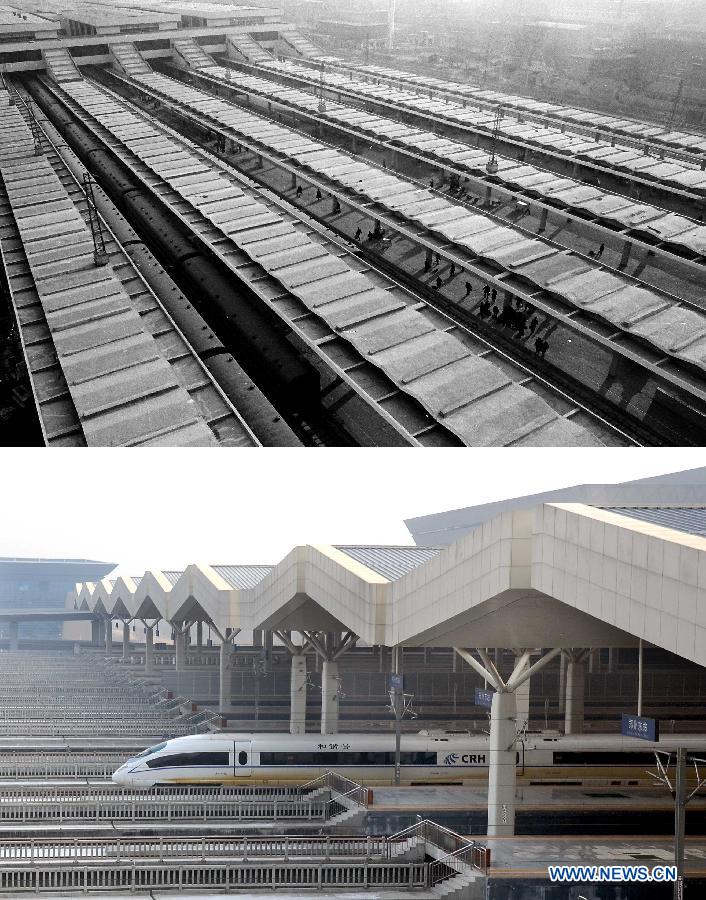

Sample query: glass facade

[0,559,115,641]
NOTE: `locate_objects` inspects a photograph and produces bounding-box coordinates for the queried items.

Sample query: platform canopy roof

[69,500,706,667]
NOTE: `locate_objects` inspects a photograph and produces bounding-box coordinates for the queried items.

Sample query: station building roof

[70,493,706,670]
[210,565,274,589]
[599,507,706,537]
[405,467,706,546]
[332,546,442,580]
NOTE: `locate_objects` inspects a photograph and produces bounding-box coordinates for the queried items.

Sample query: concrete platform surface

[486,835,706,877]
[372,784,706,811]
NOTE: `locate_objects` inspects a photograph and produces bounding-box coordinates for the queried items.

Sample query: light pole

[486,105,505,175]
[318,62,326,113]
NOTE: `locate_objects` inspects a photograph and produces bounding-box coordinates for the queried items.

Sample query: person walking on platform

[355,226,362,241]
[435,275,443,290]
[449,261,456,279]
[597,242,605,258]
[465,281,473,297]
[316,188,322,201]
[483,284,490,300]
[491,287,497,303]
[296,185,303,198]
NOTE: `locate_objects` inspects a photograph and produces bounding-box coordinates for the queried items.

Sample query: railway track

[236,56,706,215]
[23,74,618,448]
[175,61,706,278]
[93,68,706,445]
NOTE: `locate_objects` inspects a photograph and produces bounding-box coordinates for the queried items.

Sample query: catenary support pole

[122,622,130,661]
[104,618,112,652]
[638,638,644,717]
[392,645,402,786]
[674,747,686,900]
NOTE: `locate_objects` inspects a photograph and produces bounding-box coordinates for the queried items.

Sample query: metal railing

[0,834,390,863]
[387,819,490,875]
[0,797,329,824]
[0,860,427,892]
[0,783,341,823]
[0,755,124,779]
[302,771,373,809]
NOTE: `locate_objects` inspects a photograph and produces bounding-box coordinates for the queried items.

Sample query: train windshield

[129,742,168,761]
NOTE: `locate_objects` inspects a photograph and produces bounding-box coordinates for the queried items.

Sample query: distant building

[0,557,115,640]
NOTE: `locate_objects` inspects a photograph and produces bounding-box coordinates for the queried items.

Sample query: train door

[234,741,252,776]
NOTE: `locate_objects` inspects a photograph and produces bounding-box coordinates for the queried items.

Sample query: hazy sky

[2,449,703,576]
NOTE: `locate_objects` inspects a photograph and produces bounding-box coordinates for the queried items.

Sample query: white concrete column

[515,676,530,731]
[175,631,186,672]
[91,619,100,644]
[105,619,113,652]
[514,652,530,730]
[558,651,567,711]
[8,621,18,652]
[144,625,154,673]
[290,653,307,734]
[219,639,232,712]
[122,623,130,661]
[488,690,518,836]
[196,621,203,649]
[565,656,586,735]
[321,659,339,735]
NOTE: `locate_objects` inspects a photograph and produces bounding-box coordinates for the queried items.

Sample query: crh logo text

[443,753,487,766]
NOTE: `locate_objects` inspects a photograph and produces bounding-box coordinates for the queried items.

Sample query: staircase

[42,48,82,82]
[110,42,152,77]
[171,38,219,72]
[280,28,338,62]
[227,33,273,65]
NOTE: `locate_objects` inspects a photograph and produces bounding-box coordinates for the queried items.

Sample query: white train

[111,731,706,787]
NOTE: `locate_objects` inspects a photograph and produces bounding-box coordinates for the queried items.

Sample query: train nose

[111,765,132,786]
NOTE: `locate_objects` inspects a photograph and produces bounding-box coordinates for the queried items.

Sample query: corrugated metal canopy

[600,507,706,537]
[162,570,184,586]
[333,545,441,580]
[211,565,274,589]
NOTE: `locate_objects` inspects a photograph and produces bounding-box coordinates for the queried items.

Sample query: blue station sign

[475,687,494,709]
[621,713,659,742]
[390,673,404,691]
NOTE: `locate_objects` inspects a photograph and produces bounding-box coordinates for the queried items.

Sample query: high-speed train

[111,731,706,787]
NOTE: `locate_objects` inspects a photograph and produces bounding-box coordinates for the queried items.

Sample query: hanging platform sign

[621,713,659,742]
[475,687,494,709]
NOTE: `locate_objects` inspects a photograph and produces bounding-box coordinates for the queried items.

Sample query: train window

[259,751,438,766]
[238,751,248,766]
[553,751,654,766]
[132,742,167,760]
[145,751,229,769]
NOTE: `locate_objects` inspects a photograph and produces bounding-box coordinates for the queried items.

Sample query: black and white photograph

[0,0,706,898]
[0,0,704,446]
